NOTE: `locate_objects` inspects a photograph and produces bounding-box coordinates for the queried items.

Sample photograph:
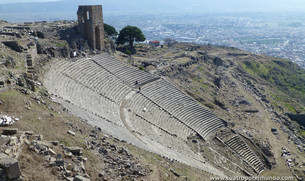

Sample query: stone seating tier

[141,79,226,140]
[224,135,264,173]
[93,53,158,86]
[46,56,227,140]
[53,59,132,104]
[44,54,267,176]
[45,67,123,127]
[127,93,195,140]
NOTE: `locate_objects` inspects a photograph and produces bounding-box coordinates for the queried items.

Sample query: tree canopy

[164,38,178,47]
[104,23,118,38]
[116,25,145,47]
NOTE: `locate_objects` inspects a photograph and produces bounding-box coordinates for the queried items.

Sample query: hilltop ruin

[77,5,105,51]
[0,3,304,180]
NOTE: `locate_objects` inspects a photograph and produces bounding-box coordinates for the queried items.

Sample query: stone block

[73,175,90,181]
[50,157,56,162]
[68,130,76,136]
[0,136,9,145]
[24,131,34,135]
[0,158,21,179]
[8,136,18,146]
[64,151,72,158]
[66,170,72,177]
[24,139,30,145]
[0,153,8,160]
[66,163,73,171]
[44,155,51,161]
[19,134,25,144]
[49,161,56,167]
[50,140,59,146]
[2,128,18,135]
[4,147,14,156]
[35,141,49,152]
[55,159,64,166]
[2,41,23,52]
[0,168,5,179]
[68,147,82,156]
[49,148,56,155]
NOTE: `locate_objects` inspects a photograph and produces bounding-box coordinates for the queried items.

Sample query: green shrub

[125,50,131,55]
[241,59,305,105]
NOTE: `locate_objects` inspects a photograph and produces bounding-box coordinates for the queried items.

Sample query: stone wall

[77,5,105,51]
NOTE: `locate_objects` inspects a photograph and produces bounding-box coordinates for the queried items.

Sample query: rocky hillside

[0,20,304,180]
[130,43,305,179]
[0,20,213,181]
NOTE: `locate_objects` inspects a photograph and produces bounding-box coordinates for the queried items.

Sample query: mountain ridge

[1,0,305,14]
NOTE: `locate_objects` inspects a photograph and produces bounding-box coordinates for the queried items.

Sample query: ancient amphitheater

[44,53,265,177]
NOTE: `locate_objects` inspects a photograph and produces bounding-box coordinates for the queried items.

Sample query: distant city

[104,12,305,68]
[1,11,305,68]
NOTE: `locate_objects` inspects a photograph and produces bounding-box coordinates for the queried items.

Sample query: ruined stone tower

[77,5,105,50]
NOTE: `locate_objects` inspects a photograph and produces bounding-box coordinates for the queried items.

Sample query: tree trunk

[129,40,134,48]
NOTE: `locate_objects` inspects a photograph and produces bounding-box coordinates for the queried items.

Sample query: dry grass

[0,90,86,145]
[18,146,59,181]
[0,89,104,180]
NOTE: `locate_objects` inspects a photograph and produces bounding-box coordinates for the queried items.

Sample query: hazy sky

[0,0,60,4]
[2,0,305,13]
[103,0,305,13]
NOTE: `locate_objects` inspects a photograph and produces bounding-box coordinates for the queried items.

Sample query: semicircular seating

[140,78,227,140]
[44,53,265,176]
[45,53,227,140]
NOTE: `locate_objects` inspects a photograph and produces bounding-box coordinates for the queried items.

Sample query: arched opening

[95,26,101,50]
[86,11,90,20]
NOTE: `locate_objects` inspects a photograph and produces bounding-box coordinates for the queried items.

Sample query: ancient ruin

[77,5,105,50]
[1,3,304,179]
[44,52,268,176]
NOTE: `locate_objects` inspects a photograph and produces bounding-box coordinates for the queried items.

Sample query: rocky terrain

[0,20,304,181]
[131,43,305,179]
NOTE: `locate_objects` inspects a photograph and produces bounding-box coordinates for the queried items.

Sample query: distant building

[149,40,160,47]
[77,5,105,50]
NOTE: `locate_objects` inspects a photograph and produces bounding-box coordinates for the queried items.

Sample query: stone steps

[46,55,227,141]
[26,54,33,66]
[128,113,205,161]
[141,79,226,140]
[127,93,195,140]
[26,54,34,79]
[92,53,158,86]
[43,54,234,177]
[45,69,124,127]
[55,59,132,104]
[223,135,265,173]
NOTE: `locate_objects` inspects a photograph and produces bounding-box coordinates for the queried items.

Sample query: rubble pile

[0,127,91,180]
[0,116,18,126]
[70,125,148,180]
